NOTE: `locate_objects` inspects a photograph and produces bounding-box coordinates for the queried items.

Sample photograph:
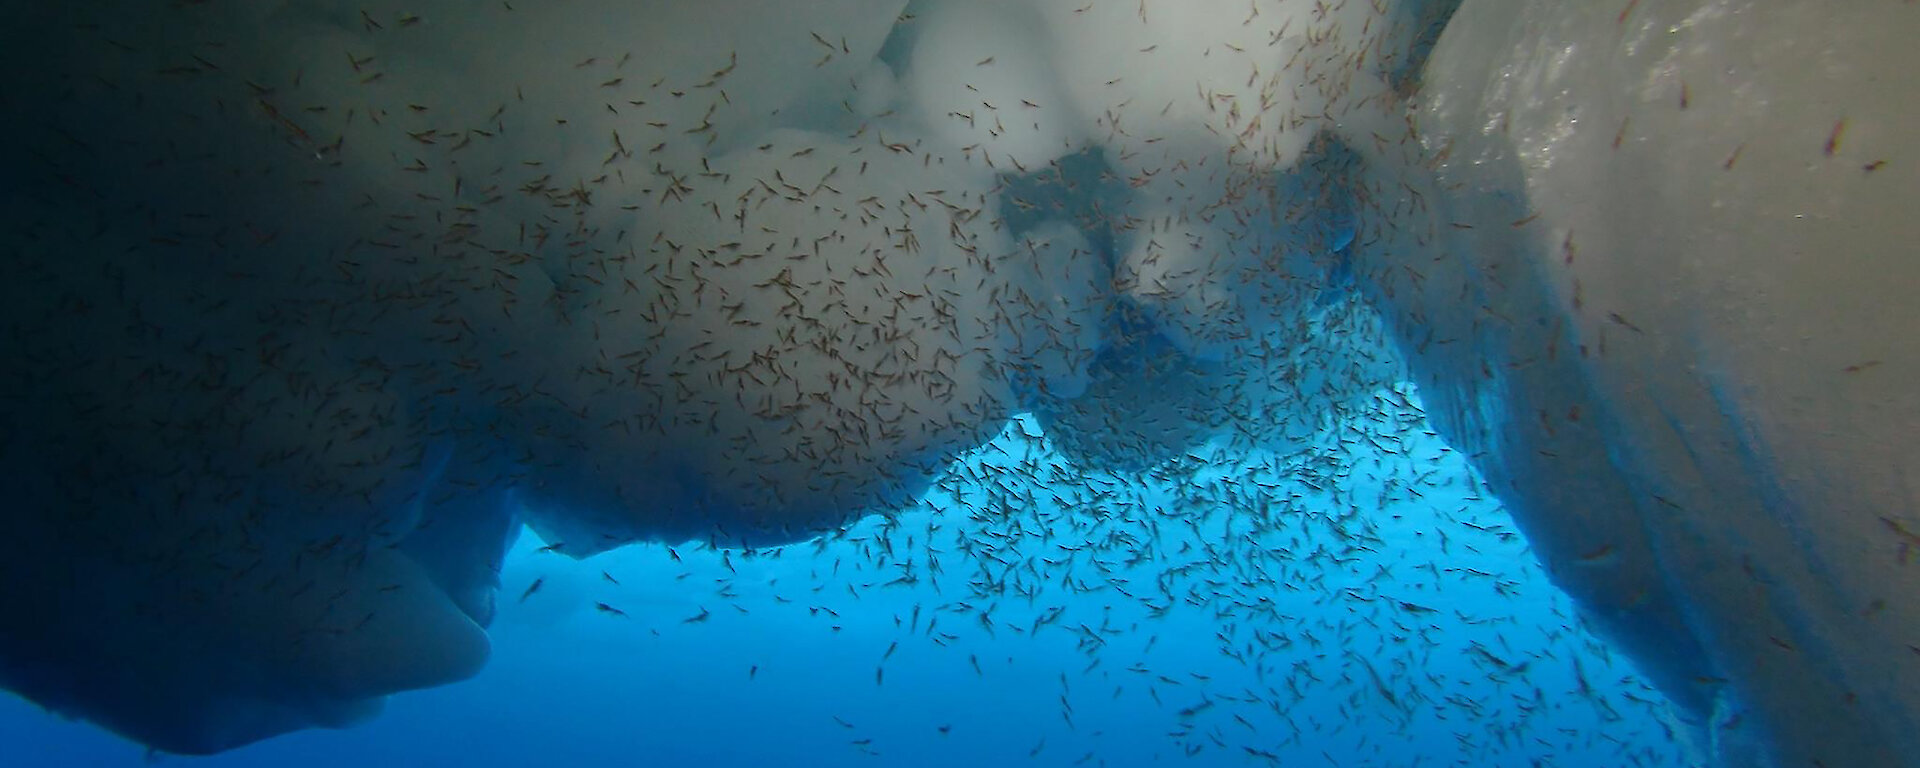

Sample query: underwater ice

[0,0,1912,765]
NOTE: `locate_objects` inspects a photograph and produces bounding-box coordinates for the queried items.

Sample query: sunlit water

[4,408,1693,767]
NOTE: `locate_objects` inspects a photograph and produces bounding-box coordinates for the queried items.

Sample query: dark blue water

[2,411,1693,767]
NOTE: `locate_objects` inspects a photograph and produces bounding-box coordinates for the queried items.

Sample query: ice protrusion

[1347,0,1920,764]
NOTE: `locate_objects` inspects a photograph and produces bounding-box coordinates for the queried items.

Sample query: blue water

[3,411,1692,767]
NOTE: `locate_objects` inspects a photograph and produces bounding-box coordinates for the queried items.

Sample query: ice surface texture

[0,0,1911,764]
